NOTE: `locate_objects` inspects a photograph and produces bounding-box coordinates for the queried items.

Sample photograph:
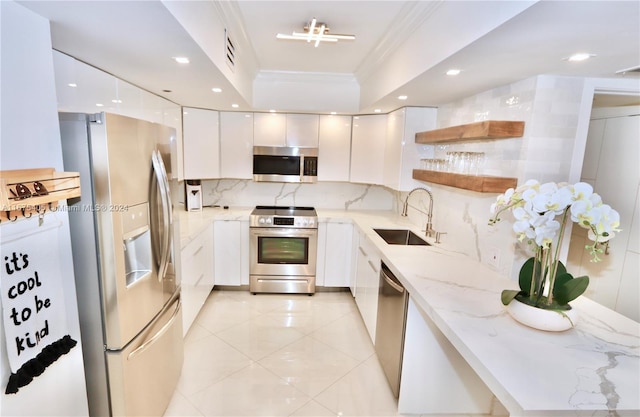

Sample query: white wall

[0,2,88,415]
[567,107,640,321]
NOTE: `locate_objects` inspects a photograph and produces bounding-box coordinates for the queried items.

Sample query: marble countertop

[177,207,640,416]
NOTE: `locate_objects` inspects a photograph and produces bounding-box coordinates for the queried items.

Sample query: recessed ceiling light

[330,112,337,115]
[566,53,595,62]
[111,99,122,104]
[446,69,461,76]
[374,109,382,113]
[397,95,408,100]
[269,109,276,113]
[231,104,239,108]
[173,57,190,64]
[212,87,222,93]
[96,103,104,107]
[68,83,77,87]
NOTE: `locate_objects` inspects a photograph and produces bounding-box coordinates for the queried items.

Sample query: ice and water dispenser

[122,203,152,287]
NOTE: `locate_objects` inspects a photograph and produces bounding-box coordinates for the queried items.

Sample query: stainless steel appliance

[375,262,409,398]
[249,206,318,294]
[185,179,202,211]
[59,112,183,417]
[253,146,318,183]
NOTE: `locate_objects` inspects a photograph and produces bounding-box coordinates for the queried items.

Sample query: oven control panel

[250,206,318,229]
[252,216,316,228]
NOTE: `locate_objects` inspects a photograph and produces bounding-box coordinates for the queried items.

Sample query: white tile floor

[164,290,507,417]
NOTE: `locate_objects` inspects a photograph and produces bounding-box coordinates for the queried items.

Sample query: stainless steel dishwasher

[374,262,409,398]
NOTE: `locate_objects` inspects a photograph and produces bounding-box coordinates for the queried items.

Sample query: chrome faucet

[401,187,436,237]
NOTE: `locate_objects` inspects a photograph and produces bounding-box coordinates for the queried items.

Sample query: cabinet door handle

[359,246,367,256]
[367,259,378,272]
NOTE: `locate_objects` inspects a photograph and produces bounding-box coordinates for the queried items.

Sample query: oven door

[250,227,317,277]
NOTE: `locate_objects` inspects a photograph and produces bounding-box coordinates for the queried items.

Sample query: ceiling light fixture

[231,104,239,108]
[212,87,222,93]
[446,69,461,76]
[173,57,190,64]
[276,18,355,47]
[68,83,77,87]
[398,95,408,100]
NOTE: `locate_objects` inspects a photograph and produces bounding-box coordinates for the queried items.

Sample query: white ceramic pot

[507,298,578,332]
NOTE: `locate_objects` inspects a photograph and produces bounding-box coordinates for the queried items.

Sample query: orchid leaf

[554,275,589,305]
[501,289,523,305]
[518,257,538,294]
[555,260,567,277]
[553,272,573,290]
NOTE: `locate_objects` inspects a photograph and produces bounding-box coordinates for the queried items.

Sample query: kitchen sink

[373,229,430,246]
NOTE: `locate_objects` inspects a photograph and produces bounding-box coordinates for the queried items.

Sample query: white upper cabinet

[253,112,286,146]
[318,115,351,182]
[383,107,437,191]
[286,114,319,147]
[253,113,319,147]
[350,114,387,185]
[220,112,253,179]
[183,107,220,179]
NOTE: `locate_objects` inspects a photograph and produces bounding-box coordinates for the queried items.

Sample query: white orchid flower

[571,199,602,227]
[589,205,621,241]
[571,182,594,202]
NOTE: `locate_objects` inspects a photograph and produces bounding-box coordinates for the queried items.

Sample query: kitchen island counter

[318,209,640,417]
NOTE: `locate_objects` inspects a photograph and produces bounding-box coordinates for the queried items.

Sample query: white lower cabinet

[317,222,353,287]
[354,231,381,342]
[180,223,214,336]
[213,220,244,286]
[399,297,493,414]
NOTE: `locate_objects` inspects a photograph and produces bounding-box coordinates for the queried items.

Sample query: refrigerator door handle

[127,298,181,361]
[151,150,172,281]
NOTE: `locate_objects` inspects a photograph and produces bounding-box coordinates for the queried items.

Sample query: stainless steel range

[249,206,318,294]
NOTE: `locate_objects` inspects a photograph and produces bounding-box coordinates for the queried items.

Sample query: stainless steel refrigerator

[59,112,183,416]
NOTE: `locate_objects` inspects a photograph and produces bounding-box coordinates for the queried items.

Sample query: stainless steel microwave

[253,146,318,183]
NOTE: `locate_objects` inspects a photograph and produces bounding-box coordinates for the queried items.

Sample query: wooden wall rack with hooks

[0,168,81,223]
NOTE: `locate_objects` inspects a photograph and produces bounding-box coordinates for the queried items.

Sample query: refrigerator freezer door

[106,294,183,417]
[86,112,175,348]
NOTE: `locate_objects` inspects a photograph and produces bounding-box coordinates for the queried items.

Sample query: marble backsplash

[182,179,397,211]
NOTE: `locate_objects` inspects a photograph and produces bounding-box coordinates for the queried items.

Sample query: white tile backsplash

[421,74,590,281]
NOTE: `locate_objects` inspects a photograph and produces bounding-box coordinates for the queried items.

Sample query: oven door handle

[250,227,318,238]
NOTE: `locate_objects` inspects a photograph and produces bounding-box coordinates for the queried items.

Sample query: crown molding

[255,70,357,84]
[354,1,443,84]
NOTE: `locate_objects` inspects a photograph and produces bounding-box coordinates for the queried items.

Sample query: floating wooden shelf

[0,168,81,222]
[412,169,517,193]
[415,120,525,144]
